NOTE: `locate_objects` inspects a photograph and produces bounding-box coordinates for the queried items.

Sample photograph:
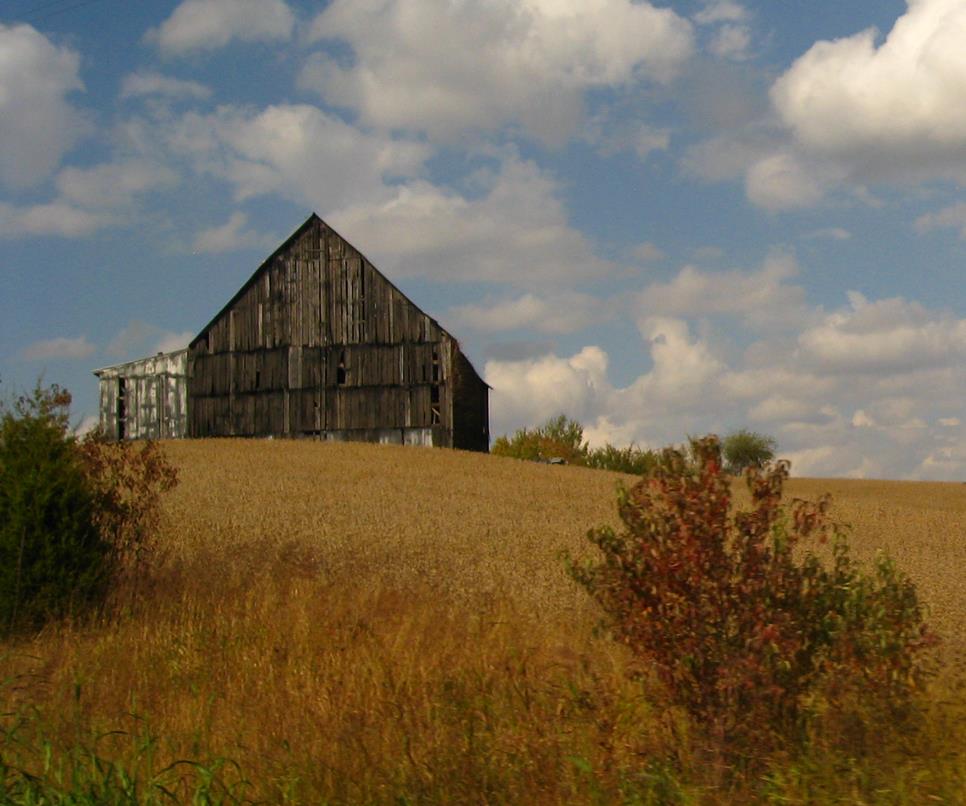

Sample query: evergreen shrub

[0,384,177,635]
[0,385,107,632]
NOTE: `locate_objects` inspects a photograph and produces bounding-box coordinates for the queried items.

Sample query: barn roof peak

[188,212,437,350]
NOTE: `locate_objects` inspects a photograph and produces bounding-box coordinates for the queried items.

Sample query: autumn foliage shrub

[79,429,178,582]
[569,436,937,758]
[0,383,177,634]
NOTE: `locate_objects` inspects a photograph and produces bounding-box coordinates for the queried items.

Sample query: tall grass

[1,440,964,803]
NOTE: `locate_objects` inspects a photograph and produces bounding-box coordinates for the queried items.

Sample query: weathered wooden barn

[94,214,490,451]
[93,350,187,440]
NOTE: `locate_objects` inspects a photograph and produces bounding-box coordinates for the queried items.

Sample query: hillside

[161,440,966,657]
[2,440,964,803]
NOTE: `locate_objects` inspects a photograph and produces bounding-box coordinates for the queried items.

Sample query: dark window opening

[431,348,440,383]
[255,369,261,389]
[116,378,127,440]
[337,350,347,386]
[431,383,440,424]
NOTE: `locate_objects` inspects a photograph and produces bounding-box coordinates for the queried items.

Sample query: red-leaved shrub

[569,436,937,756]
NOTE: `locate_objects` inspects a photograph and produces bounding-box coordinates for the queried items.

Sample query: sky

[0,0,964,480]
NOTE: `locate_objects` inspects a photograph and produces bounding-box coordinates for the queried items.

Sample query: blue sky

[1,0,964,479]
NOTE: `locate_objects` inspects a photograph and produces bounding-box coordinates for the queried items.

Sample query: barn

[93,214,490,451]
[93,349,187,440]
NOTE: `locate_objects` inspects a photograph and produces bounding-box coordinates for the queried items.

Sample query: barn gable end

[99,213,487,449]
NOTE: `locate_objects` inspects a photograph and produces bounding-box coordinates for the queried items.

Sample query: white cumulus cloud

[120,71,211,101]
[0,23,87,188]
[484,283,965,480]
[708,24,752,61]
[192,211,276,253]
[56,160,177,210]
[151,0,295,55]
[153,331,195,354]
[301,0,693,142]
[772,0,966,165]
[167,103,430,208]
[164,104,612,287]
[486,346,611,430]
[1,160,178,239]
[631,317,724,402]
[328,153,615,287]
[447,292,609,335]
[0,202,107,238]
[21,336,95,360]
[798,291,966,373]
[106,320,195,361]
[637,252,808,328]
[722,1,966,209]
[745,152,830,211]
[915,201,966,238]
[694,0,749,26]
[805,227,851,241]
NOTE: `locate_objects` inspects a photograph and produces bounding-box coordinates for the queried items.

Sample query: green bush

[492,414,589,465]
[0,384,177,635]
[0,385,109,633]
[722,428,776,474]
[569,436,937,759]
[585,442,659,476]
[493,415,659,475]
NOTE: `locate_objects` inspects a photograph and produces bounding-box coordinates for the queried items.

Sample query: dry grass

[780,478,966,673]
[1,440,964,803]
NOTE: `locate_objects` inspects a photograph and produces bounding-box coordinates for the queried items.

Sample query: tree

[0,383,177,634]
[722,428,776,474]
[0,384,108,633]
[492,414,589,464]
[585,442,659,476]
[493,415,663,475]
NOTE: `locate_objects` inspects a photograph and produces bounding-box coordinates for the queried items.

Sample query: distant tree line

[491,415,776,476]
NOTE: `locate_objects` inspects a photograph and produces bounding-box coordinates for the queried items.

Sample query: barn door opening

[431,383,440,425]
[337,350,347,385]
[430,348,441,424]
[116,377,127,440]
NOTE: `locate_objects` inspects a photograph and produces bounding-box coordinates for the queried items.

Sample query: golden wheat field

[2,440,965,803]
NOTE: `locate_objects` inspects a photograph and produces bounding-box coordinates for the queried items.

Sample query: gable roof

[187,213,488,387]
[190,213,449,347]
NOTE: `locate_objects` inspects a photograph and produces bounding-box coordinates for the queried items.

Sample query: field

[2,440,965,803]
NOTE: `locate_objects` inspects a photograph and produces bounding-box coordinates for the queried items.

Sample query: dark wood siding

[187,214,487,449]
[451,349,490,451]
